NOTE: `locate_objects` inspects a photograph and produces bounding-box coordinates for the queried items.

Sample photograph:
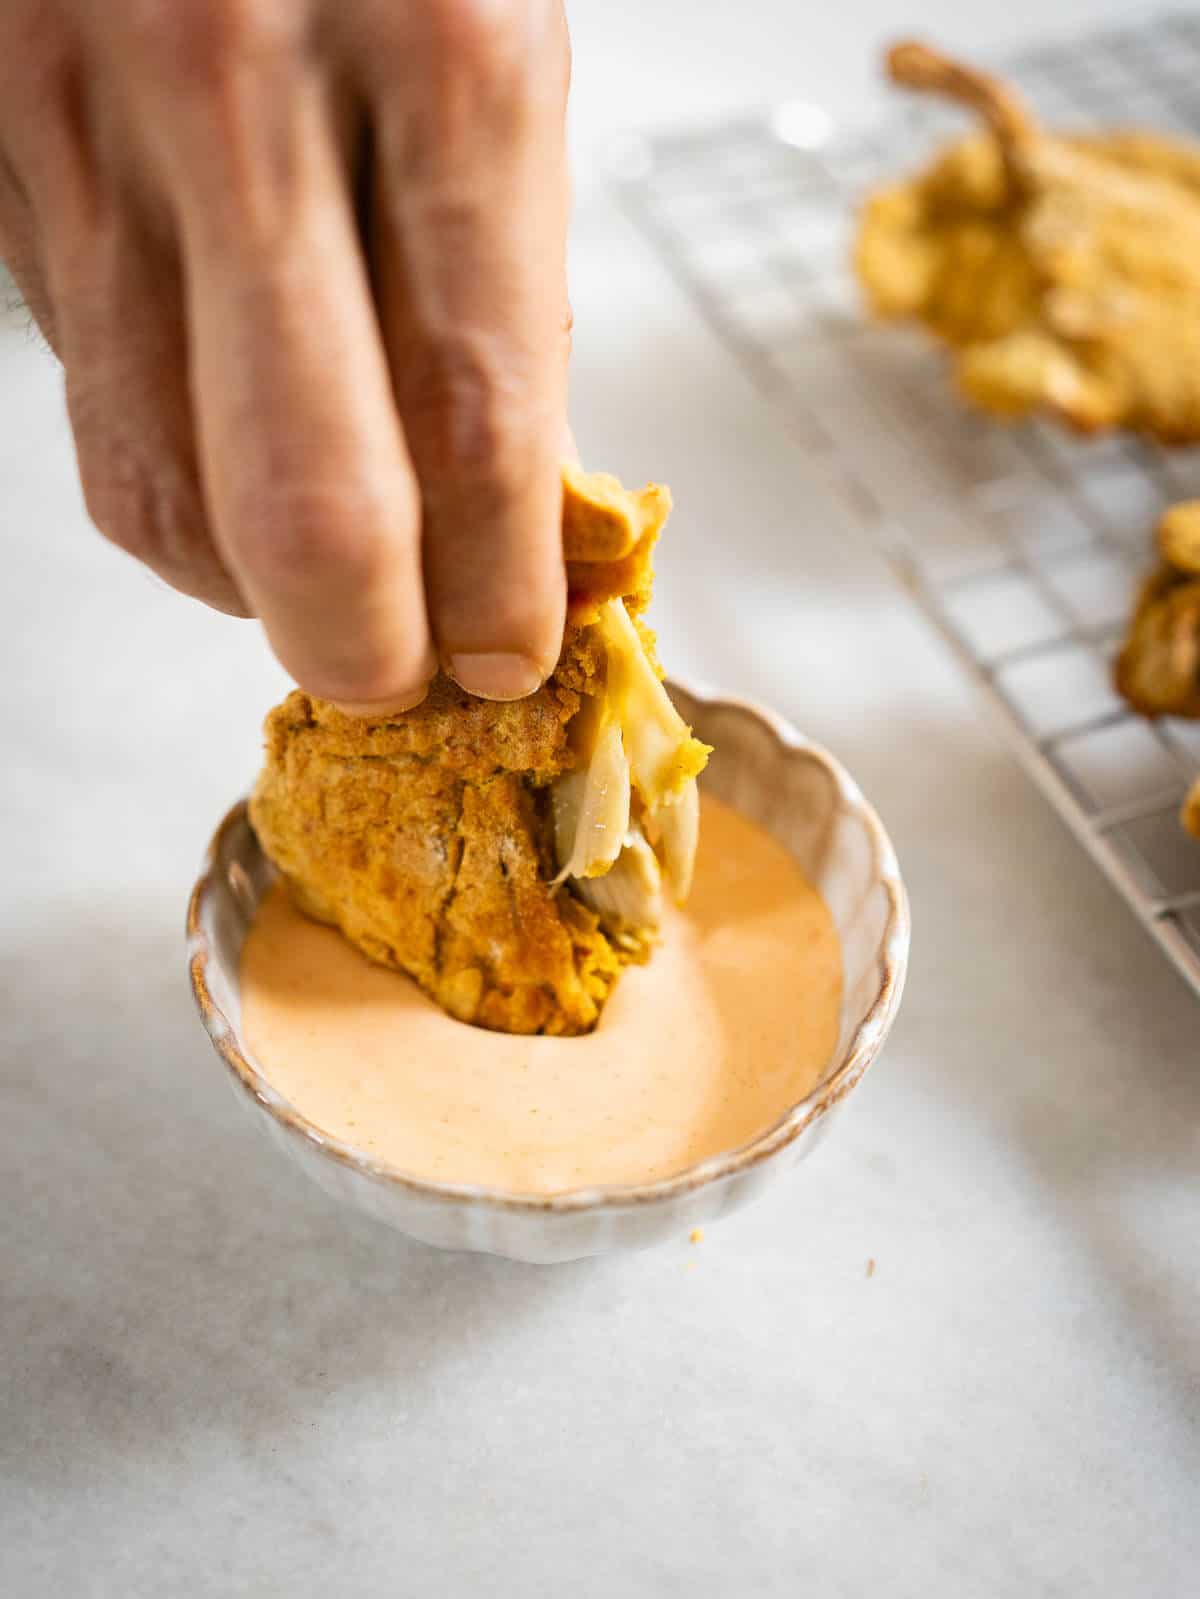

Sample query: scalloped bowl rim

[187,680,909,1217]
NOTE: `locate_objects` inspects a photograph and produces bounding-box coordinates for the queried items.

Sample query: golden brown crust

[250,636,623,1036]
[561,464,671,563]
[1182,778,1200,840]
[249,466,693,1036]
[563,465,669,616]
[1157,501,1200,574]
[1115,503,1200,719]
[856,42,1200,442]
[1115,508,1200,847]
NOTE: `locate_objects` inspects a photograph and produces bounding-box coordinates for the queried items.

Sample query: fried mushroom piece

[1182,778,1200,840]
[1115,501,1200,720]
[249,466,710,1037]
[855,42,1200,440]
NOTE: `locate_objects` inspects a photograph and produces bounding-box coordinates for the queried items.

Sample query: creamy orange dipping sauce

[239,796,842,1194]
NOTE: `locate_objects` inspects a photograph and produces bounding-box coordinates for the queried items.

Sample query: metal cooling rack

[614,9,1200,997]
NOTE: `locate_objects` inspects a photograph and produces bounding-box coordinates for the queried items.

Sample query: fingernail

[448,652,545,701]
[332,683,431,719]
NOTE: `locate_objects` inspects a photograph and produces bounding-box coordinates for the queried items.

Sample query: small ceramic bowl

[188,683,909,1263]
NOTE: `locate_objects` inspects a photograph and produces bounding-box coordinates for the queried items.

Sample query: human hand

[0,0,571,708]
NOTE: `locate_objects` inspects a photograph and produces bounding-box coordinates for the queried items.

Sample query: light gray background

[2,3,1196,1595]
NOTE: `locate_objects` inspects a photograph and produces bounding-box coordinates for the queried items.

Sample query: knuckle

[402,333,535,486]
[68,381,245,609]
[233,483,391,586]
[75,429,190,567]
[429,0,516,53]
[121,0,294,86]
[420,0,534,91]
[369,1,567,136]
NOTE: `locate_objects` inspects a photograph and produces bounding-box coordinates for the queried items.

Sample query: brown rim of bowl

[187,681,910,1215]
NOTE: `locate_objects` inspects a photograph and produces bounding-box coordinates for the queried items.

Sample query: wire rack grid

[614,9,1200,997]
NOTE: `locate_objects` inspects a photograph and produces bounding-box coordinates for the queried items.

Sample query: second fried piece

[1182,777,1200,840]
[856,42,1200,441]
[1115,502,1200,719]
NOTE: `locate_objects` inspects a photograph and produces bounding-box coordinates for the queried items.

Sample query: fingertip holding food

[332,683,432,719]
[447,651,547,702]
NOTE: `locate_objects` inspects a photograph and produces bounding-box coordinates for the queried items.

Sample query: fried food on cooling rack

[1115,501,1200,719]
[855,41,1200,441]
[249,466,710,1037]
[1182,777,1200,839]
[1113,501,1200,844]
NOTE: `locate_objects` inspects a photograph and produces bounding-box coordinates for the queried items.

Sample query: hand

[0,0,571,709]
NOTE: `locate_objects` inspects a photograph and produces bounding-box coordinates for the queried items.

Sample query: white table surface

[2,3,1196,1595]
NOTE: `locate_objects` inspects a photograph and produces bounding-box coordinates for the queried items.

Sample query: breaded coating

[249,466,709,1036]
[855,42,1200,441]
[1115,502,1200,719]
[562,464,664,618]
[1182,779,1200,840]
[1114,501,1200,845]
